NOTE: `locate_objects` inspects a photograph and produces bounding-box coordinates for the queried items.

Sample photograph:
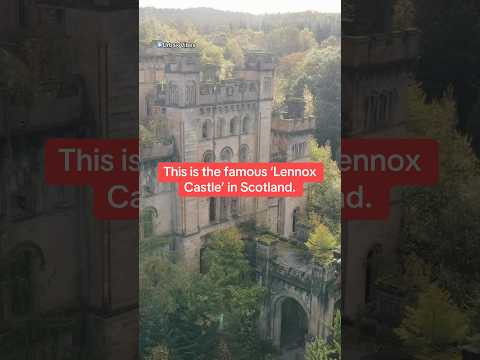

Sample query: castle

[139,46,316,267]
[139,46,340,353]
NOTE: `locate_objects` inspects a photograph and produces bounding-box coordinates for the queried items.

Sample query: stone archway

[280,297,308,350]
[271,295,310,350]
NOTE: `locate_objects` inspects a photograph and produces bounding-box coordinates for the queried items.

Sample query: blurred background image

[342,1,480,359]
[0,1,138,360]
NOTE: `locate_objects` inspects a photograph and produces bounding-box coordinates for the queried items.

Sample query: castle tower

[154,49,276,270]
[270,97,316,238]
[242,50,274,163]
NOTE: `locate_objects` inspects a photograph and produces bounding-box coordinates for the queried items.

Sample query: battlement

[197,78,259,105]
[271,116,315,134]
[244,50,274,71]
[164,49,201,73]
[342,29,420,69]
[140,44,174,60]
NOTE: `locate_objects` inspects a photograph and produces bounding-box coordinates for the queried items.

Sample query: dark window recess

[18,0,27,27]
[209,198,216,222]
[55,9,65,25]
[11,252,32,316]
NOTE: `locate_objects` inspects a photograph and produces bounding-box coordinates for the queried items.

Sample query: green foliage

[331,309,341,356]
[140,228,269,360]
[303,46,341,156]
[308,142,341,237]
[306,223,338,265]
[393,0,416,30]
[202,228,251,288]
[0,48,34,104]
[224,38,244,67]
[139,246,218,360]
[277,45,340,157]
[305,338,330,360]
[395,285,469,360]
[305,311,341,360]
[140,7,340,46]
[401,85,480,304]
[200,229,268,359]
[148,345,171,360]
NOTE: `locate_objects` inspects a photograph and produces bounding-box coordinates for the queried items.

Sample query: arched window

[242,115,251,134]
[239,144,250,163]
[220,147,233,162]
[292,207,300,233]
[202,119,213,139]
[209,198,216,222]
[168,82,178,105]
[142,207,157,239]
[229,117,239,135]
[216,118,226,137]
[203,150,215,162]
[185,81,197,106]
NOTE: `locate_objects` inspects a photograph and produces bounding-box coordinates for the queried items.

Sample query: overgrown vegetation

[305,310,341,360]
[140,228,270,360]
[392,85,480,357]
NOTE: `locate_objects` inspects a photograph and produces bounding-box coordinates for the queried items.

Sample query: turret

[165,49,201,74]
[244,50,274,71]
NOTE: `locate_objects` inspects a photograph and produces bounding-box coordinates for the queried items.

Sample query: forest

[139,7,341,158]
[139,6,342,360]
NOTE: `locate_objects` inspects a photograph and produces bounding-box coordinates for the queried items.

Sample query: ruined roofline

[199,78,254,86]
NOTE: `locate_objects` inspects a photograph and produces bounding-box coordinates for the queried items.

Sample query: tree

[224,38,244,67]
[200,229,268,360]
[393,0,416,30]
[302,46,341,157]
[401,85,480,304]
[305,338,330,360]
[305,311,341,360]
[298,28,318,51]
[139,228,270,360]
[395,285,469,360]
[149,345,171,360]
[139,254,217,360]
[306,223,339,265]
[308,142,341,236]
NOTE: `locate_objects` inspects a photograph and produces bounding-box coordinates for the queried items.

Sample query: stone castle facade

[139,46,340,351]
[139,47,315,268]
